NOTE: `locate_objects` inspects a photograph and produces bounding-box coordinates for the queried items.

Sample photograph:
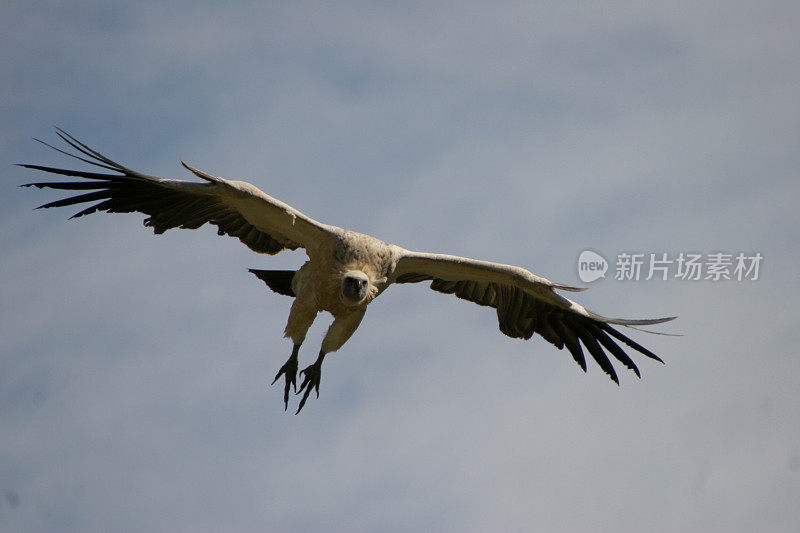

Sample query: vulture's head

[341,270,372,306]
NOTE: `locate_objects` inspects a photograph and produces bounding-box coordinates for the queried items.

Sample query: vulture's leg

[279,280,318,411]
[296,350,326,414]
[294,309,365,413]
[272,344,300,410]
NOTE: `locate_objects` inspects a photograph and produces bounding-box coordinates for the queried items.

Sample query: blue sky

[2,2,799,531]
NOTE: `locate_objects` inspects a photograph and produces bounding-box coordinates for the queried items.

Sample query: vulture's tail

[249,269,296,297]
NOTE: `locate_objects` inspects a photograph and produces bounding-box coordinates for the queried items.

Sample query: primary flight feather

[21,129,676,413]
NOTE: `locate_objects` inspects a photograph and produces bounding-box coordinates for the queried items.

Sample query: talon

[272,345,300,411]
[295,351,325,414]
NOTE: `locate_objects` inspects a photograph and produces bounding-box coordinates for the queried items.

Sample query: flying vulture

[21,130,676,413]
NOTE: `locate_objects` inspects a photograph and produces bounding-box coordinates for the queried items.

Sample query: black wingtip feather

[37,190,112,210]
[30,135,120,172]
[551,319,587,373]
[573,320,619,384]
[18,163,123,181]
[591,324,641,378]
[599,323,665,364]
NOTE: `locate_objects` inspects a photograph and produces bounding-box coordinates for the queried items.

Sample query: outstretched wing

[393,250,676,383]
[20,129,333,255]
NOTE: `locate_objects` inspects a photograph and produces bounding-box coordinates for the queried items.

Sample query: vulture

[21,130,675,413]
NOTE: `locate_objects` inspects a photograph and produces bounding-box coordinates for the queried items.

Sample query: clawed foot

[272,345,300,410]
[295,351,326,414]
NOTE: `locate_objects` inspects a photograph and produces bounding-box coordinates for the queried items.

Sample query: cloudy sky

[2,1,799,531]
